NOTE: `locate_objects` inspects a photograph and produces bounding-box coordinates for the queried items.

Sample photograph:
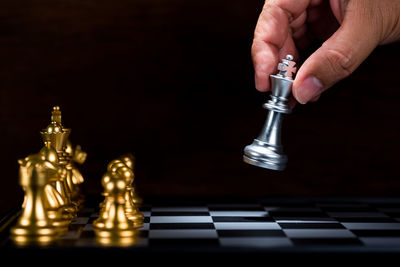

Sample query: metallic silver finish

[243,55,296,171]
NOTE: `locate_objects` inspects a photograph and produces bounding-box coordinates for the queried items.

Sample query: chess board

[2,197,400,254]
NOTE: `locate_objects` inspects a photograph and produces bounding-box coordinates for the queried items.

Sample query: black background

[1,0,399,213]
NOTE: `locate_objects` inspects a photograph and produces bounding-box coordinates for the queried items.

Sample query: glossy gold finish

[119,154,135,169]
[39,106,85,219]
[99,159,126,208]
[65,141,86,204]
[43,183,70,233]
[40,107,77,219]
[94,172,137,237]
[40,106,70,154]
[130,187,143,207]
[39,146,70,232]
[107,158,144,228]
[119,154,143,206]
[11,106,87,246]
[70,144,86,186]
[95,235,140,247]
[11,153,60,245]
[12,235,58,246]
[73,145,87,165]
[97,172,114,220]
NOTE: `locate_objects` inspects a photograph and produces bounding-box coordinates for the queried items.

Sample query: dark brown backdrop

[1,0,400,212]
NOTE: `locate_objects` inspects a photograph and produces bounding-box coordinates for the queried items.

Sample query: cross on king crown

[277,55,297,79]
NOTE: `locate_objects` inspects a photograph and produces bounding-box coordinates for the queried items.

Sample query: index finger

[252,0,312,91]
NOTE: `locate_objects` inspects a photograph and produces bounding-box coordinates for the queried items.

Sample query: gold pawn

[11,154,60,245]
[97,172,113,221]
[108,159,144,228]
[93,172,137,238]
[119,154,143,207]
[99,159,126,209]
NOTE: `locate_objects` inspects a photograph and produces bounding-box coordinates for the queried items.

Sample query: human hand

[252,0,400,104]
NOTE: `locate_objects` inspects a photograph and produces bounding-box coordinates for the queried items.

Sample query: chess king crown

[243,55,297,171]
[40,106,71,154]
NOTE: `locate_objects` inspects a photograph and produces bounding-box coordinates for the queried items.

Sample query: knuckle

[323,48,354,78]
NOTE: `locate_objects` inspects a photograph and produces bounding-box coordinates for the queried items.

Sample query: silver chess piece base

[243,55,297,171]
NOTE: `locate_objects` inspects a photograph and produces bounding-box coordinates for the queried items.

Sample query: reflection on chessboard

[6,197,400,249]
[9,106,143,246]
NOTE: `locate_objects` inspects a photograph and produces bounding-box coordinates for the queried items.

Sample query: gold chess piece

[118,154,135,169]
[20,146,63,211]
[11,153,60,245]
[93,171,137,238]
[71,144,87,184]
[99,158,132,207]
[40,106,77,219]
[98,168,113,209]
[97,172,114,221]
[119,154,143,207]
[65,141,86,205]
[39,146,70,233]
[95,171,140,247]
[64,153,76,202]
[107,159,144,228]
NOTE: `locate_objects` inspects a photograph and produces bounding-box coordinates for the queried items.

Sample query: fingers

[293,0,381,104]
[252,0,311,91]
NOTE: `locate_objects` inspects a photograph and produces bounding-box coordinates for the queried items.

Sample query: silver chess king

[243,55,297,171]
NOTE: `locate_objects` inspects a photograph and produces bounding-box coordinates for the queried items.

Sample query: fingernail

[294,76,323,104]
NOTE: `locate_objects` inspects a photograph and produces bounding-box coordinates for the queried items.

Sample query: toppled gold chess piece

[119,154,143,207]
[93,171,137,238]
[11,153,60,245]
[108,159,144,228]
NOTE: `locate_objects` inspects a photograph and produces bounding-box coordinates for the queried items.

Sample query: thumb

[293,1,381,104]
